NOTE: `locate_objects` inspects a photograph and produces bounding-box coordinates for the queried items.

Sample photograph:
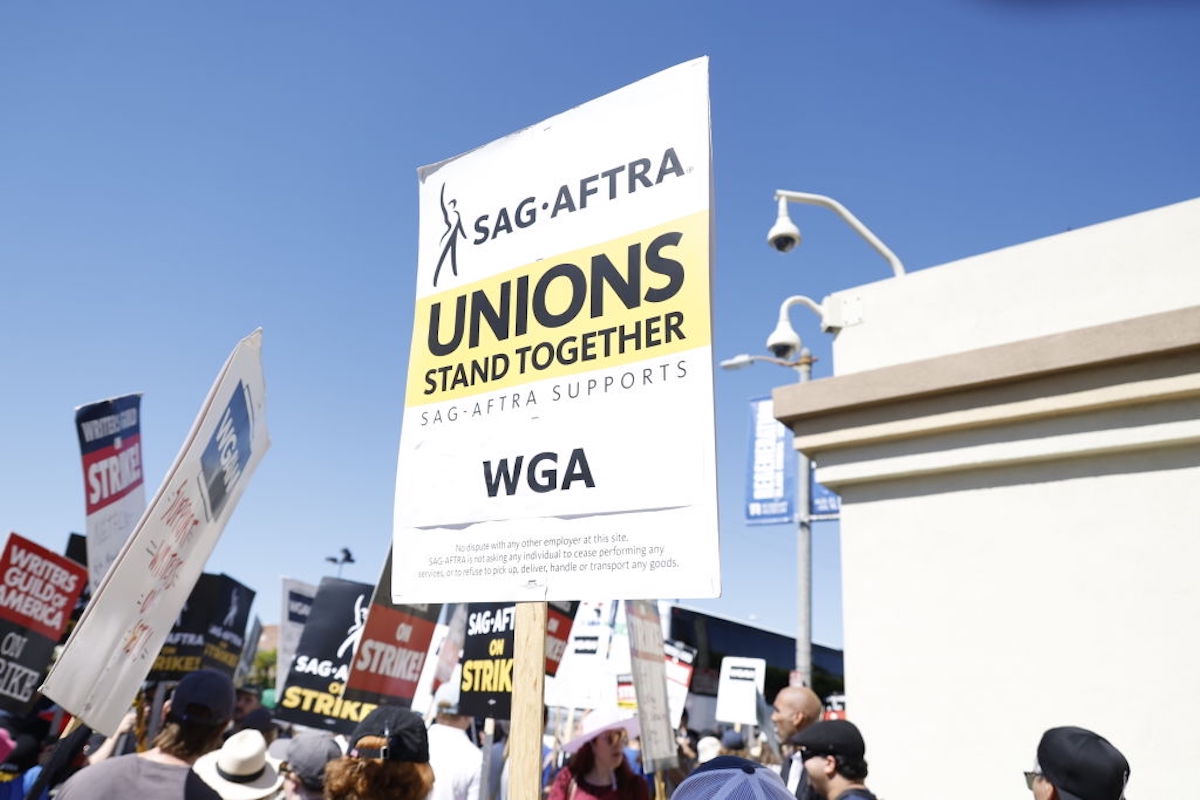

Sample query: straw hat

[562,708,640,754]
[194,729,283,800]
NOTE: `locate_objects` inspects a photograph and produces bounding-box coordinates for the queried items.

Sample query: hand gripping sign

[42,330,269,737]
[393,57,719,605]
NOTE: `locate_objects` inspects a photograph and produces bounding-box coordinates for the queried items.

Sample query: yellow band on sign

[406,211,711,406]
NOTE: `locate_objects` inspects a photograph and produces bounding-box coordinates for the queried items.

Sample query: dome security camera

[767,200,801,252]
[765,321,801,361]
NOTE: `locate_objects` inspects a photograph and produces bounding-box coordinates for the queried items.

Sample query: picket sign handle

[479,717,496,800]
[654,772,667,800]
[60,717,83,739]
[510,602,547,800]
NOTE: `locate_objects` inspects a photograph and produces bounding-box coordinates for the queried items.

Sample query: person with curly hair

[325,706,433,800]
[547,709,648,800]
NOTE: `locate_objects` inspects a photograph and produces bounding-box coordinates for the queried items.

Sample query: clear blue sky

[3,2,1197,652]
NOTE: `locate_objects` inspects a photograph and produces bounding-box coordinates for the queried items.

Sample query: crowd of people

[0,669,1129,800]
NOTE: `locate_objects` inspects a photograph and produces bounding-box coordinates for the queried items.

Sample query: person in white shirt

[426,681,481,800]
[772,686,823,800]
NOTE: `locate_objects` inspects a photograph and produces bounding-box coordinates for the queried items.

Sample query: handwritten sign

[41,330,269,736]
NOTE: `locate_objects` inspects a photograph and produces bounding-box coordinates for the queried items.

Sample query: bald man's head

[771,686,823,743]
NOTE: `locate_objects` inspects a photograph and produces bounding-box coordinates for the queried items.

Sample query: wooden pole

[654,772,668,800]
[479,717,496,800]
[510,602,547,800]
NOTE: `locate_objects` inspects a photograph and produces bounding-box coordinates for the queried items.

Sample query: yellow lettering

[313,692,336,716]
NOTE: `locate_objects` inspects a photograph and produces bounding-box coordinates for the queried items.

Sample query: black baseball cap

[349,706,429,763]
[791,719,865,761]
[169,670,236,727]
[1038,726,1130,800]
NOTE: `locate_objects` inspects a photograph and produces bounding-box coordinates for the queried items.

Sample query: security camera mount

[771,190,907,278]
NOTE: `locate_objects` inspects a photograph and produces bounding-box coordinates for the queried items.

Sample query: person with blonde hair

[325,706,433,800]
[547,709,648,800]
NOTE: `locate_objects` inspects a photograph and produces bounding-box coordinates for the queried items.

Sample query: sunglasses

[1024,771,1042,791]
[599,729,629,747]
[799,749,833,762]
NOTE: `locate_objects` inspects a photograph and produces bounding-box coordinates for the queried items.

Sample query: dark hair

[566,738,640,797]
[324,754,434,800]
[835,756,869,782]
[152,720,225,761]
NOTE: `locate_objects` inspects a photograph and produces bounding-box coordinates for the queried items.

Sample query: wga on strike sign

[0,534,87,711]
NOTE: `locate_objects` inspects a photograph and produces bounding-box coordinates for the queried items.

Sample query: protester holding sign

[57,669,235,800]
[548,709,648,800]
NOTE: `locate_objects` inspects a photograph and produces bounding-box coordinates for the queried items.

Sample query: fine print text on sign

[393,58,719,604]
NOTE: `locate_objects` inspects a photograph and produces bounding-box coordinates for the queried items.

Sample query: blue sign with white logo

[744,398,841,524]
[201,381,252,518]
[810,468,842,517]
[745,397,795,525]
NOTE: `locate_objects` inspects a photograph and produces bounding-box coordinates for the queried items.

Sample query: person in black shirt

[792,720,876,800]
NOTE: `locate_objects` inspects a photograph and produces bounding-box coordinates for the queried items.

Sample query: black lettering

[514,275,530,337]
[533,264,587,328]
[579,175,600,209]
[469,285,510,347]
[491,207,513,239]
[473,215,490,245]
[628,158,652,191]
[644,232,684,302]
[589,244,641,318]
[656,147,685,183]
[484,457,524,497]
[601,166,625,199]
[515,197,537,228]
[428,296,466,357]
[561,448,595,490]
[551,185,576,217]
[528,452,558,493]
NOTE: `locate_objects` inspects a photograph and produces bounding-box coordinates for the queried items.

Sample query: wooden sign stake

[510,602,547,800]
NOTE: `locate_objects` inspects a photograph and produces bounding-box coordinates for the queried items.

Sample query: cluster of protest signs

[9,58,735,800]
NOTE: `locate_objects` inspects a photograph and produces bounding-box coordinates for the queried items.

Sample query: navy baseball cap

[1038,726,1130,800]
[169,669,236,727]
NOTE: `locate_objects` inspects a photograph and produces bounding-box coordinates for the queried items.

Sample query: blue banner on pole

[745,397,795,525]
[744,398,841,523]
[810,468,842,517]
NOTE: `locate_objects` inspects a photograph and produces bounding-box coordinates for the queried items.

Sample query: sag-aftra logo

[432,146,687,287]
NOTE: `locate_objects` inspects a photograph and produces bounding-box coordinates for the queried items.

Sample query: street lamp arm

[775,190,906,278]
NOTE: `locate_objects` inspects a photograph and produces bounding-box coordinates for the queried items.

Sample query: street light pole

[752,187,906,686]
[792,347,814,687]
[721,337,819,687]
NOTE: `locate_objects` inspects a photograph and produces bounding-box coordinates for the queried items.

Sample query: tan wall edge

[774,305,1200,426]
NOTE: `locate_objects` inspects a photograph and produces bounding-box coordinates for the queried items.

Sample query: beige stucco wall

[776,198,1200,799]
[827,197,1200,374]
